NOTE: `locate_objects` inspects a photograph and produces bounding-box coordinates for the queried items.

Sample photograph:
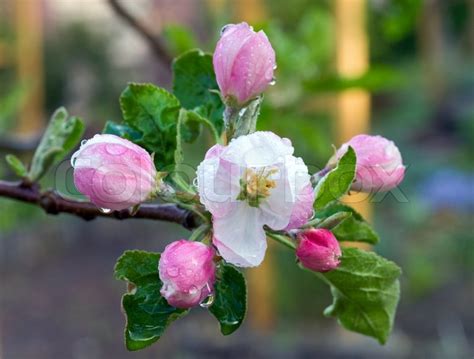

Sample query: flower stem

[266,231,296,250]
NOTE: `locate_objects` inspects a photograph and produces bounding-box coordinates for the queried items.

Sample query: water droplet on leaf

[199,294,215,308]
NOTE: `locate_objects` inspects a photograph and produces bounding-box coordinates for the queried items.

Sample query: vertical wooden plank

[246,239,275,331]
[334,0,372,224]
[14,0,44,135]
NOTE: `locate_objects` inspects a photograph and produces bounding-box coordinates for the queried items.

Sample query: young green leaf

[318,247,401,344]
[120,83,181,169]
[114,250,188,351]
[28,107,84,181]
[5,154,28,178]
[172,49,224,134]
[314,146,356,210]
[209,263,247,335]
[315,204,379,244]
[102,121,143,142]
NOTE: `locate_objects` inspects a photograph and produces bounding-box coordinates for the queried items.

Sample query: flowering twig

[108,0,173,65]
[0,180,198,229]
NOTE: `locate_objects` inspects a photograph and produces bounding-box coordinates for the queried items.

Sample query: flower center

[237,167,278,207]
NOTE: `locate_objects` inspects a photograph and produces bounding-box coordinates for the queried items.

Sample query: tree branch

[0,180,198,229]
[108,0,173,65]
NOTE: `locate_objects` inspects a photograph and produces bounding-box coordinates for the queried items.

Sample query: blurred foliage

[43,22,124,121]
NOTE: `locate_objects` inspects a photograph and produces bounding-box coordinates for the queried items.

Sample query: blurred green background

[0,0,473,358]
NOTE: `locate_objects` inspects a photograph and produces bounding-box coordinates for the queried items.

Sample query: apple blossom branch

[0,180,198,229]
[108,0,173,65]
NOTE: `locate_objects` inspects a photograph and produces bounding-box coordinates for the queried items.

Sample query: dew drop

[192,177,199,188]
[99,208,112,214]
[167,266,179,277]
[105,143,127,156]
[188,285,198,295]
[81,140,88,146]
[269,77,276,86]
[220,24,232,35]
[199,294,215,308]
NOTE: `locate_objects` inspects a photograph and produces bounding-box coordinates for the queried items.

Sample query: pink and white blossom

[213,22,276,105]
[334,134,405,192]
[196,131,313,267]
[71,134,157,211]
[296,229,341,272]
[158,240,216,308]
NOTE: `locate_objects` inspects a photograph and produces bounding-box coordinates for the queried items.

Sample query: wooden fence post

[14,0,44,135]
[334,0,372,229]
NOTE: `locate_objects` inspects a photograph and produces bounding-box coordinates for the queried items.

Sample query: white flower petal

[197,156,240,218]
[213,203,267,267]
[223,131,294,167]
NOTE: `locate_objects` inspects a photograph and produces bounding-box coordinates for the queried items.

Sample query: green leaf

[5,154,28,178]
[120,83,181,169]
[172,49,224,134]
[28,107,84,181]
[209,263,247,335]
[114,250,188,351]
[314,146,356,210]
[316,204,379,244]
[102,121,143,142]
[319,247,401,344]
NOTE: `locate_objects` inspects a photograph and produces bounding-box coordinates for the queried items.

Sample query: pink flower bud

[335,134,405,193]
[213,22,276,105]
[158,240,216,308]
[71,134,157,211]
[296,229,341,272]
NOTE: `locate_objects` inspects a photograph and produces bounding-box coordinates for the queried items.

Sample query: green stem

[188,223,211,242]
[266,231,296,250]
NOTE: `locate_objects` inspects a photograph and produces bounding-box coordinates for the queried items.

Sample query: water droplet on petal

[192,177,199,188]
[269,77,276,86]
[99,208,112,214]
[220,24,232,35]
[81,140,88,146]
[167,266,179,277]
[188,285,198,295]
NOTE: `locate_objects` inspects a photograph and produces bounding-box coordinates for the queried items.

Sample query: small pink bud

[71,134,157,211]
[334,134,405,193]
[158,240,216,308]
[296,229,341,272]
[213,22,276,105]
